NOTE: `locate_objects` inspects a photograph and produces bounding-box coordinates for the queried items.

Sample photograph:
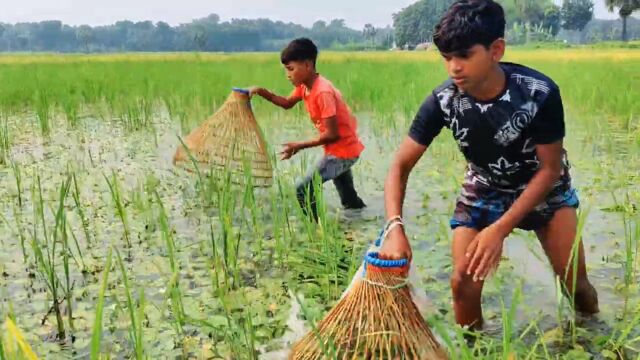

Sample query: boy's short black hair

[281,38,318,66]
[433,0,506,54]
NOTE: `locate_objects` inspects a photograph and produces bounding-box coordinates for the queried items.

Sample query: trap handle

[232,87,250,95]
[365,252,408,268]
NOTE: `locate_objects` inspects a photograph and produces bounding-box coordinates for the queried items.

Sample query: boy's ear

[490,38,506,62]
[305,60,314,70]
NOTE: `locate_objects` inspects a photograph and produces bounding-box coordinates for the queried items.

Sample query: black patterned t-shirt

[409,62,570,190]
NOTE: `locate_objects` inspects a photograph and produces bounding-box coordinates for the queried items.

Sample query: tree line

[0,15,392,53]
[0,0,637,53]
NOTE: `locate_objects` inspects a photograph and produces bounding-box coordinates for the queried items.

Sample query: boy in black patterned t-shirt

[380,0,599,330]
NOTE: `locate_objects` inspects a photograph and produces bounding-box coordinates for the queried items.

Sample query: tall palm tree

[605,0,640,41]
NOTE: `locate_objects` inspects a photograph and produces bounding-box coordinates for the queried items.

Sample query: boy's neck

[467,64,506,102]
[303,72,319,89]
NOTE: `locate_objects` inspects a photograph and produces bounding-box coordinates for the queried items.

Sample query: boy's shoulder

[315,75,337,93]
[431,63,559,95]
[430,62,560,110]
[432,79,456,96]
[501,62,556,84]
[501,62,559,93]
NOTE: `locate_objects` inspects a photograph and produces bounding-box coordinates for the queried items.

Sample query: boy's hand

[379,226,412,261]
[465,224,507,282]
[248,86,261,98]
[280,142,301,160]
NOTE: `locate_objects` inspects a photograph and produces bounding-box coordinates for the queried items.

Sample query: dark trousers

[295,155,365,220]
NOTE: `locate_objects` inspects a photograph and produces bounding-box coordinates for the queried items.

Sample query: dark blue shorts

[450,170,579,231]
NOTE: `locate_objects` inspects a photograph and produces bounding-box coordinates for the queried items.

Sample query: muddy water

[0,108,637,358]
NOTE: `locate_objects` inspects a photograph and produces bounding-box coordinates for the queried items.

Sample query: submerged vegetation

[0,49,638,358]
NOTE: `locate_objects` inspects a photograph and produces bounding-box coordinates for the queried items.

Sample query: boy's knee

[451,270,481,302]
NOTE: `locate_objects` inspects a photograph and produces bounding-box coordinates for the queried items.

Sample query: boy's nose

[449,61,463,74]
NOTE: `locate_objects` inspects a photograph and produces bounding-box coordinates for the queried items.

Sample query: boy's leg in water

[295,156,358,220]
[333,168,366,209]
[534,207,599,314]
[451,226,485,330]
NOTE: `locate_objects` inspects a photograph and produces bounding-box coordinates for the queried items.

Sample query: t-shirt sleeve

[530,87,565,144]
[408,93,446,147]
[289,85,303,99]
[316,92,337,119]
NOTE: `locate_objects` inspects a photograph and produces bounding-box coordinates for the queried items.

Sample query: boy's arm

[280,116,338,159]
[379,92,446,260]
[379,137,428,260]
[251,87,301,109]
[281,91,339,159]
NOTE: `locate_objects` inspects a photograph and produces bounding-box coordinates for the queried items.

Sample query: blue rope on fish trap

[232,87,253,110]
[232,87,250,95]
[362,221,408,277]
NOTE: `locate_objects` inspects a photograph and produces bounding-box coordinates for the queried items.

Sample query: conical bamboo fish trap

[173,88,273,187]
[289,222,448,360]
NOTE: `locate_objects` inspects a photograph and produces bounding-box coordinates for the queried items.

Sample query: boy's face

[440,39,505,93]
[283,60,314,86]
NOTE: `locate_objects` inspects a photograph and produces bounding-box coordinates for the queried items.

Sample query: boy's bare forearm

[384,163,410,219]
[384,137,428,220]
[494,142,564,235]
[494,167,560,235]
[255,88,296,109]
[296,132,339,150]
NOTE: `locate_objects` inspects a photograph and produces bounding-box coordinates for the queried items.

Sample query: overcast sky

[0,0,623,29]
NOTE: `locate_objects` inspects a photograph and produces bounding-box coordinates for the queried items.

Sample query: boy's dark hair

[433,0,505,54]
[281,38,318,66]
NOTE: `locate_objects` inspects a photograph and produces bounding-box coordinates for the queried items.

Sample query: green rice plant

[155,191,186,334]
[60,84,81,127]
[269,176,295,268]
[611,192,639,319]
[48,184,78,337]
[71,173,92,247]
[240,156,261,238]
[217,196,242,290]
[290,172,352,299]
[52,175,77,335]
[208,219,229,294]
[10,159,23,208]
[500,282,522,358]
[175,135,212,204]
[104,171,131,248]
[30,174,72,340]
[65,220,86,271]
[34,88,51,136]
[90,247,113,360]
[563,206,590,345]
[214,291,259,360]
[606,301,640,358]
[118,97,153,130]
[0,205,28,264]
[115,248,145,359]
[0,113,9,165]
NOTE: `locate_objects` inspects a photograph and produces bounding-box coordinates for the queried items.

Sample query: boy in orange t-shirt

[250,38,366,220]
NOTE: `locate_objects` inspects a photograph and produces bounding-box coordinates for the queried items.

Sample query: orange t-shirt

[290,75,364,159]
